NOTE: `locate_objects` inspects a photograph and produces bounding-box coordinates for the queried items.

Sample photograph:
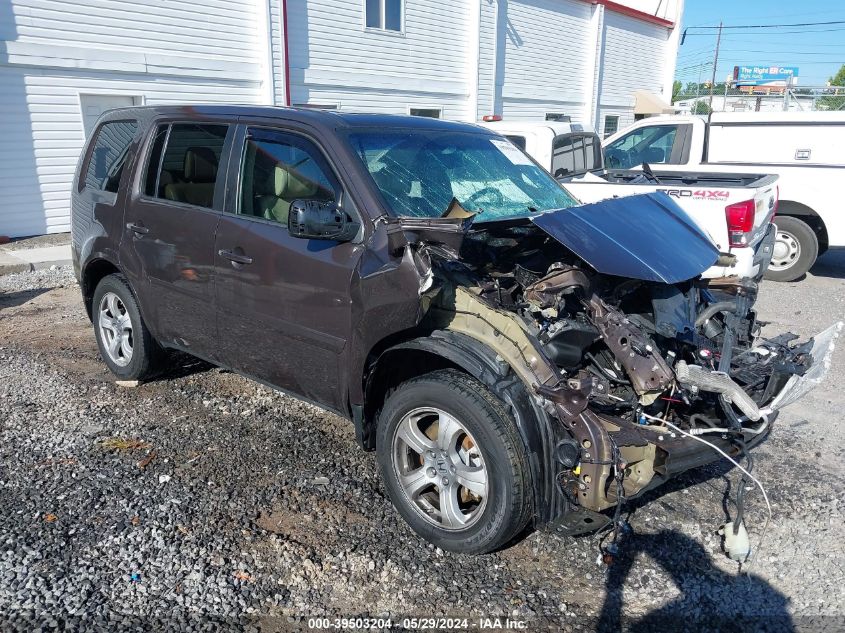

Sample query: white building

[1,0,683,237]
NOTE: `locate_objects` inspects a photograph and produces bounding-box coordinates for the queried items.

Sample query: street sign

[733,66,799,87]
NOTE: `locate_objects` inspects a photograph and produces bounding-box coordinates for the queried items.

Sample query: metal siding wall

[7,0,262,63]
[1,0,265,237]
[0,67,263,237]
[597,10,668,130]
[499,0,592,122]
[285,0,473,119]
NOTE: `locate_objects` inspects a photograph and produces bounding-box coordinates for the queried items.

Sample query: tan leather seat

[255,165,324,224]
[164,147,217,207]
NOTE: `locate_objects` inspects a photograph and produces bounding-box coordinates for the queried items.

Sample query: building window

[84,120,138,193]
[409,107,441,119]
[545,113,571,122]
[603,115,620,138]
[366,0,402,31]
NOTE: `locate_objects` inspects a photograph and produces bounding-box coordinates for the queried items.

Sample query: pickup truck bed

[601,171,776,188]
[563,169,778,280]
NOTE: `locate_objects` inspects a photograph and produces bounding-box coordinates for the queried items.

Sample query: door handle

[126,222,149,235]
[218,249,253,265]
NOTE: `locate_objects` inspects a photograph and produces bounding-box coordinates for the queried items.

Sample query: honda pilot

[71,106,838,554]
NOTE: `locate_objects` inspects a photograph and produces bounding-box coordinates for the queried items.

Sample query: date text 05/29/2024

[307,617,528,630]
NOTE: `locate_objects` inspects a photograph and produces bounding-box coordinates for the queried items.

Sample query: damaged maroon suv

[71,106,838,554]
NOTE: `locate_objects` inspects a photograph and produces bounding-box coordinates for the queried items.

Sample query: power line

[718,49,845,56]
[684,27,845,37]
[743,60,845,65]
[678,46,717,58]
[684,9,845,25]
[686,20,845,30]
[674,61,714,73]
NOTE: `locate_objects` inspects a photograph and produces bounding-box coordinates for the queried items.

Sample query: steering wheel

[463,186,504,211]
[605,148,631,170]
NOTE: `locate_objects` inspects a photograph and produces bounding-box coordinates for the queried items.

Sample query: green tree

[819,65,845,110]
[829,64,845,86]
[693,101,711,115]
[672,80,682,103]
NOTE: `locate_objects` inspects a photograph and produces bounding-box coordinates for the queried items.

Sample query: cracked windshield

[348,130,578,220]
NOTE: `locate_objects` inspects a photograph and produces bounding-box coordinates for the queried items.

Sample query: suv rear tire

[376,369,532,554]
[765,216,818,282]
[92,274,161,381]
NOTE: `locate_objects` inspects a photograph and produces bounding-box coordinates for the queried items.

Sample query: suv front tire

[376,369,532,554]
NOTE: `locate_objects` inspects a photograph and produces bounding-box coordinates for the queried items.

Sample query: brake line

[644,414,772,572]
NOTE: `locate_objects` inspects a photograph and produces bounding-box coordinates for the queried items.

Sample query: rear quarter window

[82,120,138,193]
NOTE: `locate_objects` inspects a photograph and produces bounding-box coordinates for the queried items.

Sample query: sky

[676,0,845,88]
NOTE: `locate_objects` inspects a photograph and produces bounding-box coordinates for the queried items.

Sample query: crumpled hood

[530,192,720,284]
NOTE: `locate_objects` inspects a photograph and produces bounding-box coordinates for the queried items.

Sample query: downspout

[259,0,276,105]
[663,0,685,103]
[492,0,507,116]
[589,4,606,131]
[467,0,482,122]
[281,0,292,106]
[583,3,603,129]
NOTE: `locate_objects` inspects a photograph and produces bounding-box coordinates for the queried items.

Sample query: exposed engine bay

[389,202,841,535]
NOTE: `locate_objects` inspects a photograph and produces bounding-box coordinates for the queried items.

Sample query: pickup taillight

[725,199,756,248]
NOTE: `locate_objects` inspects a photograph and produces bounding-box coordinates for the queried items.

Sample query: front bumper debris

[767,321,842,412]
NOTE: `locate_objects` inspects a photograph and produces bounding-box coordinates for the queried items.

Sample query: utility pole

[696,63,704,98]
[708,21,723,110]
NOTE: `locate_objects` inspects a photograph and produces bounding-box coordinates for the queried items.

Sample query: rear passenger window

[144,123,228,209]
[83,120,138,193]
[238,128,336,226]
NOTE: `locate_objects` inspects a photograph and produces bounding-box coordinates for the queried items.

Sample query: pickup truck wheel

[765,216,818,282]
[376,369,531,554]
[92,274,160,381]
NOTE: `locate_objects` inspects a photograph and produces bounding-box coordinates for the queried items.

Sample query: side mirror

[288,199,360,242]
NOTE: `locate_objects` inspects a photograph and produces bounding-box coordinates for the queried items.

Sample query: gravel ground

[1,255,844,632]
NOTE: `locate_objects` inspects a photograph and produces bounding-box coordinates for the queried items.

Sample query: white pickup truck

[480,120,779,281]
[602,112,845,281]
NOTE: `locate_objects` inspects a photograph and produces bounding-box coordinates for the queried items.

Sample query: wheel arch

[777,200,829,252]
[80,257,122,320]
[361,330,570,526]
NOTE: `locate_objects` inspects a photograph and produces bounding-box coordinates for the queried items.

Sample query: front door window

[605,125,678,169]
[238,129,337,226]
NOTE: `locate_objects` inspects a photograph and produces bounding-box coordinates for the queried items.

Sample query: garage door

[79,94,139,138]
